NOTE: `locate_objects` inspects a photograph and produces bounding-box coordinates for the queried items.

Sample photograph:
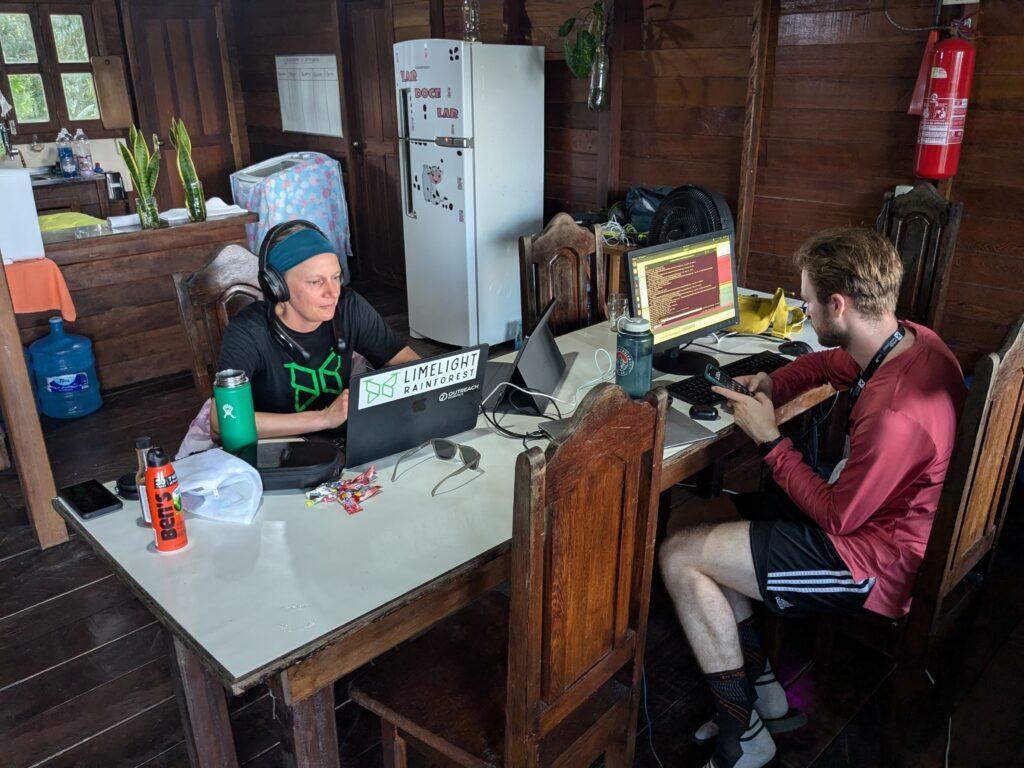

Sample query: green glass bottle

[213,369,258,454]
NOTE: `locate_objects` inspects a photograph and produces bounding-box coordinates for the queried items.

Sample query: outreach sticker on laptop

[358,349,481,410]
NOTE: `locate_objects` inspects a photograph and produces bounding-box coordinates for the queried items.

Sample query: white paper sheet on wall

[275,55,344,138]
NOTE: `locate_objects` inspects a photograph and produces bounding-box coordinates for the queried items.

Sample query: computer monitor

[626,229,739,375]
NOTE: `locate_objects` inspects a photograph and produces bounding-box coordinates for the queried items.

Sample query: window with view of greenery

[51,14,89,63]
[0,13,37,64]
[0,9,100,128]
[61,72,98,120]
[9,73,49,122]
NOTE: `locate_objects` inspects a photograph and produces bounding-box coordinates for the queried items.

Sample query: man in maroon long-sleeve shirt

[658,229,965,768]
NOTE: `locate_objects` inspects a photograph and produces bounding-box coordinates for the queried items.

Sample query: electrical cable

[882,0,949,33]
[641,667,666,768]
[686,341,780,357]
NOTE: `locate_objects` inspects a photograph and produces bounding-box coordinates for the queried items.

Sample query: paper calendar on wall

[275,55,344,138]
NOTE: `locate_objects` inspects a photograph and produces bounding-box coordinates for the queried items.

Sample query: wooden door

[340,0,406,286]
[121,0,238,209]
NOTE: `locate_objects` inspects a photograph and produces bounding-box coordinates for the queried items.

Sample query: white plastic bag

[174,448,263,524]
[177,399,215,459]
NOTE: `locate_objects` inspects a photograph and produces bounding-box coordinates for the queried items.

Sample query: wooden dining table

[53,311,832,767]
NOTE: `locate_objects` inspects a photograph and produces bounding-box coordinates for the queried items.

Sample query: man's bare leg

[659,522,776,767]
[659,521,761,671]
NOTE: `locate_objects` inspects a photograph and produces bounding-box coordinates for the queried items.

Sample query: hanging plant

[558,1,605,79]
[169,117,206,222]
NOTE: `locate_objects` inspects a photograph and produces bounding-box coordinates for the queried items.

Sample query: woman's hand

[318,390,350,430]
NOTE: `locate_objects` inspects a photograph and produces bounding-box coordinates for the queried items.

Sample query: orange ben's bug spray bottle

[145,446,188,553]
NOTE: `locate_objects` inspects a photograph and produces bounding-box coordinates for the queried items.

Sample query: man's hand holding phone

[734,372,774,400]
[707,366,780,445]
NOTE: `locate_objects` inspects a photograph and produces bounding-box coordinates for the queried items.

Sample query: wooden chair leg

[381,720,409,768]
[695,458,726,499]
[882,663,927,767]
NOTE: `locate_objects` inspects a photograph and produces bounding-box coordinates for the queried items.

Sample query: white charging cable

[481,347,615,418]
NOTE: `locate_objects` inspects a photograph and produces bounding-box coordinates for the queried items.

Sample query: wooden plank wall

[616,1,752,208]
[394,2,1024,369]
[939,2,1024,365]
[235,0,351,160]
[745,0,1024,368]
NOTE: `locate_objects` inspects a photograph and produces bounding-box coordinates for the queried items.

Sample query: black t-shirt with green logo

[217,291,405,414]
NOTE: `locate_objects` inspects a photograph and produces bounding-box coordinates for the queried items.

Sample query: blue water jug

[29,317,102,419]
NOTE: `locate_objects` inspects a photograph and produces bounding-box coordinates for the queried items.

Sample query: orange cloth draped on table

[3,258,77,321]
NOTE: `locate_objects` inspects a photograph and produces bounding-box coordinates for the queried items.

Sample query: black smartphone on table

[58,479,123,520]
[704,364,754,397]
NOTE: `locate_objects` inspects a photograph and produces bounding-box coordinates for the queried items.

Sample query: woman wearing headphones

[211,222,419,440]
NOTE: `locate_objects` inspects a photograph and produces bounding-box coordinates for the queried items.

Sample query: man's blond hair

[794,228,903,318]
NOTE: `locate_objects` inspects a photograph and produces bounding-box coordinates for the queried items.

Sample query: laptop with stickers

[344,344,489,468]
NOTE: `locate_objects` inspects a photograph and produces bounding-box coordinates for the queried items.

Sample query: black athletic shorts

[732,483,875,617]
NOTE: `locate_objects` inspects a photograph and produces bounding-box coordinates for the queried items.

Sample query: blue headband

[268,229,335,274]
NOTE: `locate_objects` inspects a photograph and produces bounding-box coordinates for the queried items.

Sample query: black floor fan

[647,184,734,246]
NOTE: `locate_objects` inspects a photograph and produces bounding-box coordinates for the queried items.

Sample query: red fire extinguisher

[914,36,976,180]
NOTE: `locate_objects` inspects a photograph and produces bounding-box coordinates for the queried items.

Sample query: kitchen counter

[31,173,102,187]
[32,173,112,218]
[17,212,258,391]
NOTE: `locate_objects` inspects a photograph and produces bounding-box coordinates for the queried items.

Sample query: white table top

[65,294,824,687]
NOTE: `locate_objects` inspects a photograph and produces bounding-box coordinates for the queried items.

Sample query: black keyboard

[665,351,791,406]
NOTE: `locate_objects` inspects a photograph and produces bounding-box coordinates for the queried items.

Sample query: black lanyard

[846,323,906,420]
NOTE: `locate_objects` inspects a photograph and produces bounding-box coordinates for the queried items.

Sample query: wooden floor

[2,283,1022,767]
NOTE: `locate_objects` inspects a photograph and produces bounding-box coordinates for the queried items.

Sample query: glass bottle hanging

[462,0,480,42]
[588,44,609,111]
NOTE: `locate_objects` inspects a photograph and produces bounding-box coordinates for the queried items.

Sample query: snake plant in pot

[169,117,207,222]
[118,125,161,229]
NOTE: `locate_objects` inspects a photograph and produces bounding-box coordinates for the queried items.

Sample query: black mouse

[779,340,813,357]
[689,404,718,421]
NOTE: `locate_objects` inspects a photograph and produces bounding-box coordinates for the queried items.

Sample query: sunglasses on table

[391,439,482,497]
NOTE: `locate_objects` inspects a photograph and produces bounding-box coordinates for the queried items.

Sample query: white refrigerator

[394,39,544,347]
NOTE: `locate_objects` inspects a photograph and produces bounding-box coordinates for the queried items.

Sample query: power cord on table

[479,348,615,443]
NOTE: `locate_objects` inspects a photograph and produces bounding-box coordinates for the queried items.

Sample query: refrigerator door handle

[397,87,417,218]
[435,136,473,149]
[399,137,416,219]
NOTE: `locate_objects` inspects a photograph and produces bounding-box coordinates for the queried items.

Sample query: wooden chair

[876,182,963,329]
[350,384,669,767]
[172,244,262,400]
[519,213,600,335]
[815,315,1024,764]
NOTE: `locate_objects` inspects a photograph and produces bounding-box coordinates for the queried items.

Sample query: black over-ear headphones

[257,219,347,363]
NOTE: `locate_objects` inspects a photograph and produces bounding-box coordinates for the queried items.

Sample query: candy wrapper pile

[305,465,382,514]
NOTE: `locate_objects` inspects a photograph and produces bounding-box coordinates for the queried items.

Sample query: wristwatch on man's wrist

[757,435,784,457]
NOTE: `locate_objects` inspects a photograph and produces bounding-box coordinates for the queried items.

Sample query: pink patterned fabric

[231,152,353,282]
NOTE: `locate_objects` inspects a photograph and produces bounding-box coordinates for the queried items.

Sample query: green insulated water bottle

[213,369,258,453]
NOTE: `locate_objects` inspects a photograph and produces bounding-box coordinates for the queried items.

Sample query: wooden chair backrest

[905,316,1024,652]
[519,213,599,335]
[172,244,262,400]
[876,182,963,329]
[505,384,667,764]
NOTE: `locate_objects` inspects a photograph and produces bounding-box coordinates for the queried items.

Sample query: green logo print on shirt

[284,351,344,412]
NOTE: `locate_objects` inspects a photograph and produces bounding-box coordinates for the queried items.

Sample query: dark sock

[705,666,755,749]
[738,616,768,684]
